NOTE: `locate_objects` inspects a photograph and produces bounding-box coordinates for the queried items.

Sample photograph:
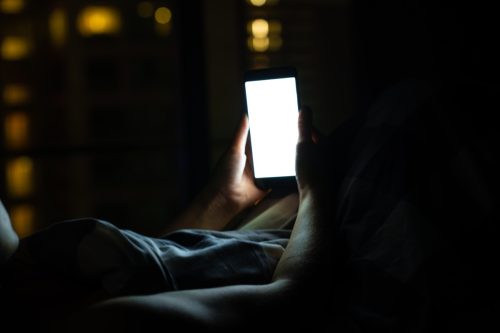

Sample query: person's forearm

[66,192,335,332]
[64,280,295,332]
[272,189,333,284]
[159,187,239,235]
[68,193,335,332]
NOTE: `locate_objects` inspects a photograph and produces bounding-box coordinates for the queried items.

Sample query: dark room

[1,0,498,331]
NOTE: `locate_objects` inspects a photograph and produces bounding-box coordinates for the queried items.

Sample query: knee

[0,200,19,265]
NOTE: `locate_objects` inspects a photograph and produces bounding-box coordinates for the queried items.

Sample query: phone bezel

[243,66,300,190]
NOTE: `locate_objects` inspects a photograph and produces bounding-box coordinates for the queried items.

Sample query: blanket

[326,79,499,331]
[2,219,289,297]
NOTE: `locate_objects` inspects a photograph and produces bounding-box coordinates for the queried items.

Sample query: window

[1,1,203,236]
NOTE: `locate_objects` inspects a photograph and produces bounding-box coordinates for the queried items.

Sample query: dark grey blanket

[1,79,497,332]
[11,219,289,296]
[325,79,499,331]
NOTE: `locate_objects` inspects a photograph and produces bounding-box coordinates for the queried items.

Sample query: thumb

[231,115,250,155]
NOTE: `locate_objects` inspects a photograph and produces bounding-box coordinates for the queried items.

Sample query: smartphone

[243,67,300,189]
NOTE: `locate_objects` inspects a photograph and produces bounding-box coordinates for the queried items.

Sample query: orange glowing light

[77,6,121,36]
[5,112,30,149]
[10,204,35,238]
[6,157,34,197]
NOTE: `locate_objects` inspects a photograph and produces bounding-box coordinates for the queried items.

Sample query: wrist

[298,185,331,215]
[192,186,240,230]
[298,184,322,201]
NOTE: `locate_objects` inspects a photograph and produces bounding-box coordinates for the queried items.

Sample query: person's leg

[1,200,19,327]
[0,200,19,266]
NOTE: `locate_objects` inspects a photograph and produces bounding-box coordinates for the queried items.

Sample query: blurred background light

[247,18,282,52]
[1,36,31,60]
[77,6,121,36]
[0,0,24,14]
[248,36,269,52]
[3,84,30,105]
[137,1,154,18]
[251,19,269,38]
[154,7,172,24]
[9,204,35,238]
[248,0,266,7]
[247,0,279,6]
[4,112,30,149]
[6,157,34,198]
[49,8,67,46]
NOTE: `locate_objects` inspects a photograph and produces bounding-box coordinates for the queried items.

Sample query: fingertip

[232,114,250,153]
[238,113,249,130]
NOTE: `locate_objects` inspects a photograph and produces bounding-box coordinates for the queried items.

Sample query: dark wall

[352,0,499,112]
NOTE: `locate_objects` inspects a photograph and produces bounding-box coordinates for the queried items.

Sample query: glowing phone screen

[245,77,299,179]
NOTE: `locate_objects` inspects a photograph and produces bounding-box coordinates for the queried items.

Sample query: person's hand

[209,115,268,214]
[295,107,326,198]
[162,116,266,234]
[272,108,334,285]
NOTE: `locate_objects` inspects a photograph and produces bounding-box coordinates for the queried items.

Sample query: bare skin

[160,115,267,234]
[0,200,19,265]
[0,116,266,269]
[1,109,335,331]
[62,108,335,331]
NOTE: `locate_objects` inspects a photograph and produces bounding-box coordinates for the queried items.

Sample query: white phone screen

[245,77,299,179]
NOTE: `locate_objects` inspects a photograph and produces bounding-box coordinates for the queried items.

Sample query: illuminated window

[49,8,67,46]
[6,157,34,197]
[246,0,279,6]
[1,36,31,60]
[5,112,30,149]
[250,19,269,38]
[77,6,121,36]
[247,0,266,7]
[248,36,269,52]
[154,7,172,24]
[10,204,35,238]
[3,84,30,105]
[0,0,24,14]
[154,7,172,36]
[137,1,154,18]
[248,19,282,53]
